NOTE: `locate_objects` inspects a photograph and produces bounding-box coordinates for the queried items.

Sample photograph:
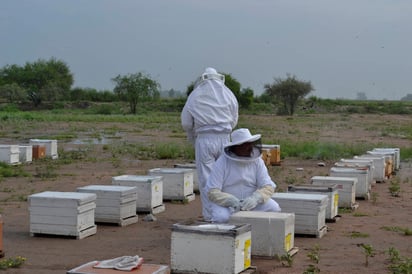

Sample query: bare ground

[1,113,411,274]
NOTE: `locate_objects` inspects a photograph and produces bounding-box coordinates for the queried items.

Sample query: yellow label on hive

[154,185,158,192]
[334,193,339,209]
[285,233,291,251]
[244,238,251,268]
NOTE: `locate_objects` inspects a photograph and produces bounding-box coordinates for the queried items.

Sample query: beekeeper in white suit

[181,67,239,222]
[206,128,281,223]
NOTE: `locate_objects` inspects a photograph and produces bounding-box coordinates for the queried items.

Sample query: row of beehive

[0,139,58,165]
[27,166,199,239]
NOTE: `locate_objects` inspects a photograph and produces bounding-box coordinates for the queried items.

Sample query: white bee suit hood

[181,76,238,138]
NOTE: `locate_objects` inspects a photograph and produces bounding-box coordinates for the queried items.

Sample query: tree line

[3,57,410,116]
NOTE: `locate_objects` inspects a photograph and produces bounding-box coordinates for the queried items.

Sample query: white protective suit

[181,68,238,221]
[206,146,281,223]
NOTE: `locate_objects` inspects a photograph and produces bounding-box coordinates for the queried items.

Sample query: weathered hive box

[32,145,46,159]
[261,144,281,166]
[330,167,370,199]
[367,150,394,176]
[271,193,327,238]
[287,184,339,221]
[229,211,296,258]
[148,168,195,202]
[354,155,386,182]
[372,148,400,171]
[29,139,58,159]
[310,176,357,208]
[171,222,252,274]
[0,145,20,165]
[111,175,165,214]
[19,145,32,163]
[335,159,375,186]
[173,163,199,193]
[28,191,97,239]
[76,185,138,226]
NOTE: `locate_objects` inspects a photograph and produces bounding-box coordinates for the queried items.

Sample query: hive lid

[149,168,193,174]
[29,191,96,204]
[288,184,338,192]
[272,192,328,202]
[172,221,251,236]
[112,175,163,183]
[77,185,137,195]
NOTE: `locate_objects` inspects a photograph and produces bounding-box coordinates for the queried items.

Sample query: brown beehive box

[32,145,46,159]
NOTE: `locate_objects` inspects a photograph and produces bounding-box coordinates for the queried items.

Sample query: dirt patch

[1,113,411,274]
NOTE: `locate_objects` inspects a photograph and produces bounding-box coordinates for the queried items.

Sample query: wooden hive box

[29,139,58,159]
[229,211,297,258]
[330,167,370,199]
[77,185,138,226]
[171,222,252,274]
[287,184,339,221]
[0,144,20,165]
[148,168,195,202]
[28,191,97,239]
[311,176,357,209]
[111,175,165,214]
[271,192,328,238]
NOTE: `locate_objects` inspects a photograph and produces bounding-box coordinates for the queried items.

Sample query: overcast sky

[1,0,412,100]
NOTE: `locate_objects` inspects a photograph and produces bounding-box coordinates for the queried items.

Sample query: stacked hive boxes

[28,191,97,239]
[111,175,165,214]
[76,185,138,226]
[311,176,357,209]
[229,211,297,257]
[0,145,20,165]
[148,168,195,202]
[19,145,33,163]
[271,193,328,238]
[330,167,370,199]
[29,139,58,159]
[173,163,199,193]
[287,184,339,221]
[171,222,252,274]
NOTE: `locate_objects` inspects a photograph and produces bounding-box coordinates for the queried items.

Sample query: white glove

[208,188,241,211]
[240,191,263,211]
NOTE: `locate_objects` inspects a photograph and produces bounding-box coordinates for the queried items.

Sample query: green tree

[0,83,27,103]
[0,58,73,106]
[239,87,254,109]
[112,72,160,114]
[264,74,313,115]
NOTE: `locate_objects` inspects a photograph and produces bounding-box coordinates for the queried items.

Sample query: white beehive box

[354,155,386,182]
[148,168,195,202]
[111,175,165,214]
[372,148,400,171]
[287,184,339,221]
[19,145,33,163]
[271,193,328,238]
[229,211,296,257]
[366,150,394,176]
[171,222,252,274]
[0,144,20,165]
[330,167,370,199]
[28,191,97,239]
[335,159,375,186]
[76,185,138,226]
[311,176,357,208]
[29,139,58,159]
[174,163,199,193]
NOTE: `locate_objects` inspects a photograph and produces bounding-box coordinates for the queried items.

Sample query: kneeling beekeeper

[205,128,281,223]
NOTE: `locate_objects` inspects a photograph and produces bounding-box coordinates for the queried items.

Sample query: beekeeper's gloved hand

[208,188,241,211]
[240,191,263,211]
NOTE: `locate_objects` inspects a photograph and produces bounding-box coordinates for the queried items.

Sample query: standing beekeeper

[205,128,281,223]
[181,67,239,222]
